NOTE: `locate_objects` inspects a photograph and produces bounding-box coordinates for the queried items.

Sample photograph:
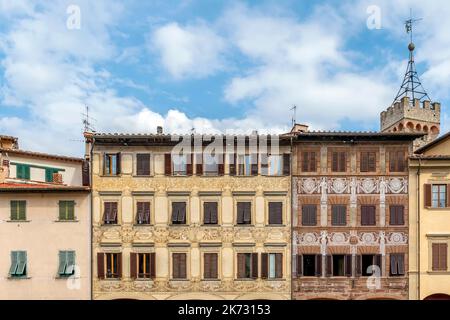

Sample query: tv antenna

[290,105,297,127]
[82,105,97,132]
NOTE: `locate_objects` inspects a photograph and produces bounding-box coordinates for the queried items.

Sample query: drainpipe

[89,137,95,301]
[416,159,421,300]
[289,134,294,300]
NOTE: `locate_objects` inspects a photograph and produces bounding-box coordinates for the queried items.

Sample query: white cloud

[150,21,227,79]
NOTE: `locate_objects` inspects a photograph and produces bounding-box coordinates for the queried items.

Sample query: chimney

[0,158,10,182]
[157,126,163,134]
[0,135,18,150]
[291,123,309,133]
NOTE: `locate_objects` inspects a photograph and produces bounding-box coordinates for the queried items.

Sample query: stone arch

[354,293,404,300]
[424,293,450,300]
[415,123,422,131]
[430,126,439,134]
[398,123,404,131]
[423,125,429,133]
[166,293,226,300]
[406,121,414,131]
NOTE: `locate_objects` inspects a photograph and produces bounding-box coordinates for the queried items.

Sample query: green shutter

[18,201,26,220]
[10,201,26,221]
[16,251,27,276]
[59,201,65,220]
[66,251,75,274]
[16,164,30,179]
[67,201,75,220]
[58,251,67,275]
[9,251,19,275]
[59,201,75,220]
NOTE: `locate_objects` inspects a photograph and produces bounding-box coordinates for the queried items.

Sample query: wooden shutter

[398,151,405,172]
[117,253,122,278]
[204,202,217,224]
[283,153,290,175]
[211,253,218,279]
[251,253,258,278]
[361,206,368,225]
[261,253,268,279]
[432,243,440,271]
[332,152,338,171]
[130,253,137,279]
[355,255,362,276]
[82,160,90,186]
[339,152,346,172]
[229,153,236,176]
[237,253,245,278]
[398,254,405,275]
[236,202,244,224]
[243,202,251,224]
[275,253,283,278]
[251,154,258,175]
[368,152,376,172]
[447,184,450,207]
[315,255,322,276]
[210,202,218,224]
[136,154,150,176]
[186,153,193,175]
[389,152,396,172]
[269,202,282,225]
[164,153,172,175]
[310,152,316,172]
[345,255,352,277]
[178,202,186,223]
[361,152,368,172]
[19,201,26,220]
[297,255,303,277]
[204,253,211,279]
[67,201,75,220]
[180,253,187,278]
[172,253,179,278]
[116,153,121,174]
[150,252,156,279]
[440,244,448,271]
[374,254,382,274]
[97,253,105,279]
[196,154,203,175]
[103,202,110,223]
[171,202,179,223]
[390,254,397,275]
[218,154,225,175]
[302,152,309,172]
[325,255,332,276]
[424,184,432,207]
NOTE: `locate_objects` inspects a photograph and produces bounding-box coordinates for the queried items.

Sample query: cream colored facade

[0,137,91,300]
[409,133,450,300]
[89,133,291,300]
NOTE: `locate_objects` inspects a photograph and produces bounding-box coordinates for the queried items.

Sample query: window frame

[135,153,152,176]
[58,200,76,221]
[331,205,347,226]
[432,184,447,208]
[9,251,27,278]
[10,200,27,221]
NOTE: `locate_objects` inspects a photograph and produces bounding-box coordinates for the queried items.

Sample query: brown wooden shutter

[97,253,105,279]
[229,153,236,176]
[432,243,440,271]
[211,253,218,279]
[389,152,396,172]
[447,184,450,207]
[361,206,368,225]
[283,153,290,175]
[210,202,218,224]
[172,253,179,278]
[398,254,405,275]
[310,152,316,171]
[164,153,172,175]
[339,152,346,172]
[237,253,245,278]
[150,252,156,278]
[103,202,110,224]
[398,151,406,172]
[236,202,244,224]
[315,255,322,276]
[332,152,338,172]
[355,255,362,276]
[243,202,251,224]
[297,255,303,277]
[368,152,376,171]
[251,154,258,175]
[137,154,151,176]
[345,255,352,277]
[390,254,397,275]
[116,153,121,174]
[130,253,137,279]
[117,253,122,278]
[269,202,282,225]
[218,154,225,175]
[186,153,193,175]
[260,253,268,279]
[251,253,258,278]
[302,152,309,172]
[203,202,211,224]
[204,253,211,279]
[374,254,382,274]
[176,253,186,279]
[82,160,90,186]
[275,253,283,278]
[361,152,368,172]
[196,154,203,176]
[424,184,432,207]
[440,243,448,271]
[325,254,332,276]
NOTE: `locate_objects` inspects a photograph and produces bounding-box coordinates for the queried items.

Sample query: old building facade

[87,132,291,300]
[0,135,91,299]
[409,132,450,300]
[291,130,422,300]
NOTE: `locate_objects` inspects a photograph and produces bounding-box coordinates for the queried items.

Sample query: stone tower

[380,20,441,149]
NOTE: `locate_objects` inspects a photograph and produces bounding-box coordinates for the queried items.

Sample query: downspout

[89,137,95,301]
[289,134,294,301]
[416,159,421,300]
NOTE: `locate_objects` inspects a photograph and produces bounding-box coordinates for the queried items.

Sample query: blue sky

[0,0,449,156]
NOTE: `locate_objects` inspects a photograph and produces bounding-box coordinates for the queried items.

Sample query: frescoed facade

[87,131,291,300]
[0,135,91,300]
[409,132,450,300]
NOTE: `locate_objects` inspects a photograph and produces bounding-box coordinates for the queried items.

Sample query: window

[261,253,282,279]
[171,202,187,224]
[236,202,252,225]
[361,205,376,226]
[103,202,118,224]
[390,254,405,276]
[97,253,121,279]
[58,251,75,277]
[136,154,151,176]
[172,253,187,279]
[59,201,75,221]
[332,255,345,276]
[173,154,188,175]
[432,185,447,208]
[331,205,346,226]
[203,202,218,225]
[203,253,218,279]
[136,201,150,225]
[237,253,258,279]
[16,164,30,179]
[360,151,376,172]
[331,151,347,172]
[268,155,282,175]
[302,152,317,172]
[203,153,219,175]
[130,252,155,279]
[238,154,257,176]
[302,205,317,226]
[389,151,406,172]
[104,153,120,175]
[432,243,448,271]
[9,251,27,277]
[361,254,382,276]
[268,202,282,225]
[10,200,26,221]
[45,168,60,182]
[325,254,352,277]
[389,205,404,225]
[299,254,321,277]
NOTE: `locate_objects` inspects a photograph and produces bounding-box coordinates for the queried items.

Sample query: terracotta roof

[0,148,83,162]
[414,131,450,154]
[0,182,90,192]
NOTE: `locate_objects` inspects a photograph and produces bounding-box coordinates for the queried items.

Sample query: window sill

[427,271,450,274]
[100,175,122,178]
[134,224,153,227]
[8,276,31,280]
[133,175,154,178]
[103,277,122,281]
[235,278,257,281]
[170,279,189,281]
[202,278,220,281]
[170,224,188,226]
[202,224,219,227]
[134,277,154,281]
[265,278,285,281]
[54,220,79,223]
[267,224,285,227]
[102,223,120,226]
[235,224,254,227]
[425,207,450,211]
[6,220,31,223]
[55,275,75,279]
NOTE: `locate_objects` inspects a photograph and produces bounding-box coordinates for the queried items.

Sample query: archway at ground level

[424,293,450,300]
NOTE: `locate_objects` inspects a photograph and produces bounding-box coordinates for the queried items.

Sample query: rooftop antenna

[82,105,96,132]
[392,9,431,105]
[290,105,297,127]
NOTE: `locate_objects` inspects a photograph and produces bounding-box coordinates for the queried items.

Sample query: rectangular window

[331,205,346,226]
[105,253,121,279]
[16,164,30,180]
[389,205,405,225]
[104,153,120,175]
[237,253,258,279]
[389,253,405,276]
[9,251,27,277]
[203,153,219,175]
[302,152,317,172]
[301,254,321,277]
[302,205,317,226]
[203,253,218,279]
[136,201,151,225]
[268,253,282,279]
[171,202,187,224]
[361,254,382,276]
[58,251,75,277]
[268,155,282,176]
[236,202,252,225]
[361,205,376,226]
[331,151,346,172]
[360,151,376,172]
[172,154,188,175]
[103,202,118,224]
[268,202,282,225]
[203,202,218,225]
[432,243,448,271]
[10,200,26,221]
[137,253,152,278]
[389,151,406,172]
[136,154,151,176]
[432,185,447,208]
[172,253,187,279]
[59,201,75,221]
[238,154,255,176]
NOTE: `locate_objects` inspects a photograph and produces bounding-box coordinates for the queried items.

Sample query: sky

[0,0,449,156]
